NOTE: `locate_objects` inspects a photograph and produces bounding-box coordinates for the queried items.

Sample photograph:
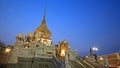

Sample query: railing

[83,60,94,68]
[76,60,86,68]
[68,61,74,68]
[52,56,61,68]
[77,56,95,68]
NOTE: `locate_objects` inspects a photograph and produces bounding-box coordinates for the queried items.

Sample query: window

[36,45,39,47]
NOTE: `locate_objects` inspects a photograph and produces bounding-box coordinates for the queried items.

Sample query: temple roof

[34,8,51,39]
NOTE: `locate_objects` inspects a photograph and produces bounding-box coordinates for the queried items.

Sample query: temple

[6,8,101,68]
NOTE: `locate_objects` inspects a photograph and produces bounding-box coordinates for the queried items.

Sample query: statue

[24,42,29,48]
[56,40,70,60]
[16,33,24,42]
[60,40,69,50]
[25,32,33,42]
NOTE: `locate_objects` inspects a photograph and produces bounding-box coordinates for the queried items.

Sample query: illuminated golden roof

[34,8,51,39]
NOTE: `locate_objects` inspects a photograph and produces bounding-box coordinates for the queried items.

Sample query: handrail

[76,60,86,68]
[68,61,74,68]
[83,60,94,68]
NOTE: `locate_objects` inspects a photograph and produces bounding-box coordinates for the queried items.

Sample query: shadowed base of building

[6,57,54,68]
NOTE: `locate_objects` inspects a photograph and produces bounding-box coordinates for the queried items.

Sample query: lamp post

[92,47,98,61]
[5,48,11,52]
[92,47,98,55]
[4,48,11,64]
[92,47,98,51]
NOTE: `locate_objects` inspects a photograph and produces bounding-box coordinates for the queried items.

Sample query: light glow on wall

[61,49,65,56]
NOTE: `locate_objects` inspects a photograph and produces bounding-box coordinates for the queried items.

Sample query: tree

[0,40,5,49]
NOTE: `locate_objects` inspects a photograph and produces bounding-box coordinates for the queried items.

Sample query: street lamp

[92,47,98,61]
[5,48,11,52]
[100,57,103,60]
[92,47,98,51]
[4,48,11,64]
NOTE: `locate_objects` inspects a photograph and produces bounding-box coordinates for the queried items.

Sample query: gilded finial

[34,5,51,39]
[43,5,46,20]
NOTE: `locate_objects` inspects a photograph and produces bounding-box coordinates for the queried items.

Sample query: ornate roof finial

[34,6,51,39]
[43,5,46,20]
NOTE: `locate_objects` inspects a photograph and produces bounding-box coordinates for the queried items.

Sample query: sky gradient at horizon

[0,0,120,56]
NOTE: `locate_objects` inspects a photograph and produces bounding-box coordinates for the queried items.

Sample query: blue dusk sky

[0,0,120,56]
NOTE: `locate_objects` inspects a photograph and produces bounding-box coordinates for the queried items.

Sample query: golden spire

[41,5,46,25]
[43,5,46,20]
[34,6,51,39]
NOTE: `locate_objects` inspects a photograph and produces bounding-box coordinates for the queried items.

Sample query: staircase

[77,56,96,68]
[52,56,61,68]
[69,60,84,68]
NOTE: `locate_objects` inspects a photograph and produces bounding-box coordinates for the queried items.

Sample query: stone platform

[6,57,54,68]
